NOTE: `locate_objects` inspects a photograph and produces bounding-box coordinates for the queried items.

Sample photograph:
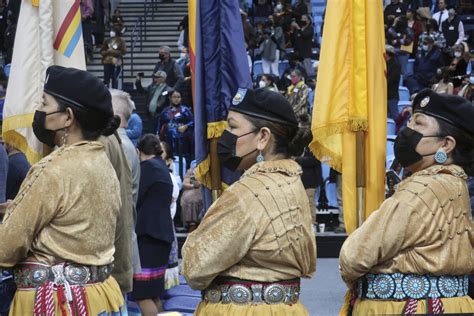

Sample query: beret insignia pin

[420,96,430,108]
[232,88,247,105]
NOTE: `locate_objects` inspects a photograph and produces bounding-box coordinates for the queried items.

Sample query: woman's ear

[256,127,272,151]
[64,107,74,128]
[441,135,456,156]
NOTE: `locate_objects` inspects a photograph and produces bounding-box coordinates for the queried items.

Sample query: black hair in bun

[102,115,121,136]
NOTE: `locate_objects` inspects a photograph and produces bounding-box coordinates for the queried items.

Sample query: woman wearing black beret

[0,66,125,314]
[182,88,317,315]
[340,89,474,314]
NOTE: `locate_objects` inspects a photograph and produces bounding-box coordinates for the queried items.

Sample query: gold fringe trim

[194,154,228,191]
[207,121,227,139]
[2,113,35,132]
[310,118,368,173]
[31,0,39,7]
[3,130,42,164]
[338,290,353,316]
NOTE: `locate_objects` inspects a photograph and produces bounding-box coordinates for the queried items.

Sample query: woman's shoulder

[141,158,172,183]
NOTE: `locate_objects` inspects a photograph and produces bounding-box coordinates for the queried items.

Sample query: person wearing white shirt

[441,8,465,48]
[432,0,448,32]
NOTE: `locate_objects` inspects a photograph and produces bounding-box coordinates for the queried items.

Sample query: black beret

[44,66,113,119]
[229,88,298,127]
[412,89,474,135]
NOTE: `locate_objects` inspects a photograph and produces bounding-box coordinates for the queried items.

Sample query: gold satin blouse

[0,141,121,267]
[182,159,317,290]
[340,164,474,287]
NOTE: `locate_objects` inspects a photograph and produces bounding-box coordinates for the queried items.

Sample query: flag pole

[209,138,222,202]
[356,131,366,227]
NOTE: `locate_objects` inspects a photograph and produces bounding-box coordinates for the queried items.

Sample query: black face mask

[394,127,443,168]
[217,130,257,171]
[32,110,65,147]
[159,54,166,61]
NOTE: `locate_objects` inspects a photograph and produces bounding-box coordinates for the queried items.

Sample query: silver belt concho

[204,282,300,305]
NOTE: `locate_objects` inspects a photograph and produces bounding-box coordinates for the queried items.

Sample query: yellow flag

[310,0,387,234]
[2,0,85,164]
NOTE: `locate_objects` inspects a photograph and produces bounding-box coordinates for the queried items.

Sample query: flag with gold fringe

[310,0,387,236]
[189,0,252,201]
[2,0,85,164]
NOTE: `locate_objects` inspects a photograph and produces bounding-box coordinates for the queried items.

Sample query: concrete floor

[300,258,347,316]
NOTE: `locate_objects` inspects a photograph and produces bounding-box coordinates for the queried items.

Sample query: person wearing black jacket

[384,0,408,21]
[295,147,323,224]
[386,45,401,119]
[291,14,314,77]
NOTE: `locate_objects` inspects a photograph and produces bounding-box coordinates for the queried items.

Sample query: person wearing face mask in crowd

[291,14,315,78]
[135,71,173,134]
[258,74,279,92]
[133,134,174,315]
[286,69,310,126]
[280,53,307,90]
[100,27,127,89]
[152,46,184,89]
[340,89,474,315]
[260,16,285,77]
[432,66,454,94]
[182,88,316,315]
[176,47,190,74]
[441,8,465,49]
[157,90,194,171]
[418,19,446,53]
[405,36,443,95]
[0,66,126,314]
[448,44,468,91]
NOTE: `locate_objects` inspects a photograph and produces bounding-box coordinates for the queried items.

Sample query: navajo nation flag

[189,0,252,197]
[3,0,85,163]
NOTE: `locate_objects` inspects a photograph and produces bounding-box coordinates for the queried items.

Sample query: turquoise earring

[256,151,264,163]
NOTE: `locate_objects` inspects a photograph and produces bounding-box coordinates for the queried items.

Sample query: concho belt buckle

[264,284,286,304]
[28,266,50,287]
[64,264,90,285]
[205,287,222,303]
[228,284,252,305]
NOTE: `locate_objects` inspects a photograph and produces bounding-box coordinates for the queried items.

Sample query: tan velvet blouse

[340,164,474,287]
[182,159,317,290]
[0,141,121,267]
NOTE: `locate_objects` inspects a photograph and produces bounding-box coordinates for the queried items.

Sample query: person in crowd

[384,0,408,21]
[253,0,273,17]
[176,47,190,73]
[160,141,180,291]
[291,14,314,78]
[127,111,143,146]
[5,143,30,200]
[175,64,193,107]
[111,9,124,33]
[449,44,468,90]
[457,76,472,100]
[157,90,194,169]
[132,134,174,315]
[441,8,465,49]
[135,71,173,133]
[0,66,125,313]
[387,16,414,77]
[386,45,402,120]
[152,46,184,89]
[295,146,323,225]
[80,0,94,64]
[101,27,126,89]
[405,36,443,95]
[418,19,446,53]
[406,0,432,12]
[280,53,308,90]
[178,15,188,49]
[241,10,256,49]
[259,73,279,92]
[432,0,448,32]
[180,165,202,232]
[432,66,454,94]
[110,88,142,278]
[260,17,285,77]
[406,8,423,57]
[292,0,308,23]
[182,88,316,314]
[3,14,16,65]
[286,69,310,125]
[340,89,474,314]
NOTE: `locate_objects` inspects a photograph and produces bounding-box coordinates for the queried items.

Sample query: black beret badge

[420,96,430,108]
[232,88,248,106]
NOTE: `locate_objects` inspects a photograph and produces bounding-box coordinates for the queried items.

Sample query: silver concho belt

[14,262,113,289]
[203,279,301,305]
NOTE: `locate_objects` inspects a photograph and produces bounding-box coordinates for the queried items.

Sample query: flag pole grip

[356,131,366,226]
[210,138,222,202]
